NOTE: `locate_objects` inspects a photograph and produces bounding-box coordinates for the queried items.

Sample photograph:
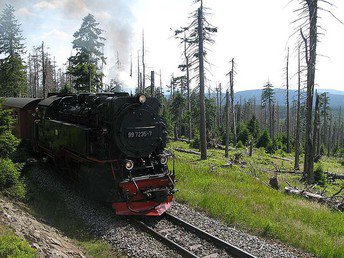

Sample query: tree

[285,48,291,153]
[170,92,186,140]
[248,115,260,140]
[0,56,26,97]
[0,5,26,97]
[261,81,275,139]
[0,5,25,57]
[68,14,106,93]
[294,45,302,170]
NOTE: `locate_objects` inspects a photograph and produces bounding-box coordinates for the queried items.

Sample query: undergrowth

[169,141,344,257]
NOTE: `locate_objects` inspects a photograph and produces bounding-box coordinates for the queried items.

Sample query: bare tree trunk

[313,94,320,161]
[295,45,301,170]
[198,7,207,159]
[225,90,230,158]
[286,48,291,153]
[327,114,332,156]
[150,71,155,96]
[42,42,46,98]
[230,59,237,145]
[323,92,328,154]
[184,33,192,140]
[142,30,145,94]
[137,51,140,92]
[302,0,318,183]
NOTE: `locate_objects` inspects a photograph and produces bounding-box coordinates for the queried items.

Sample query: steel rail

[164,213,257,258]
[130,218,198,258]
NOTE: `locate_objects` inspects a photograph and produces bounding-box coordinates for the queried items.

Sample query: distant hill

[234,88,344,108]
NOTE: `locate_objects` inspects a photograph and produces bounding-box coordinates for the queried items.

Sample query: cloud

[94,11,112,21]
[40,28,71,40]
[17,7,36,18]
[34,0,62,10]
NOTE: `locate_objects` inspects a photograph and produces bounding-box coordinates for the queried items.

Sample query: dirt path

[0,196,86,258]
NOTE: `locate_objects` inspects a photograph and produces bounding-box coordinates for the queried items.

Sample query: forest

[0,0,343,257]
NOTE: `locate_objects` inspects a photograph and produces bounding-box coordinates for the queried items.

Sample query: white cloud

[94,11,112,21]
[40,28,70,40]
[34,0,62,10]
[17,7,36,18]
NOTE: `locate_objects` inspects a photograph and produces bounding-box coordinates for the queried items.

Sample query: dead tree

[225,90,230,157]
[286,48,291,153]
[295,45,302,170]
[142,30,145,94]
[313,93,321,161]
[229,59,237,145]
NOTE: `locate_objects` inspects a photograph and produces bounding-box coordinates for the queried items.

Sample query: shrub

[236,140,244,149]
[0,131,19,159]
[190,135,200,149]
[237,124,250,145]
[0,159,20,190]
[314,164,326,186]
[0,229,37,258]
[256,130,271,149]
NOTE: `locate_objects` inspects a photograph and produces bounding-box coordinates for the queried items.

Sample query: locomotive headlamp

[159,155,168,165]
[139,95,146,104]
[124,159,134,170]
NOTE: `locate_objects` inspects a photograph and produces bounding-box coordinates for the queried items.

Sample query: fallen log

[168,137,190,143]
[174,148,201,155]
[270,155,293,162]
[285,187,325,201]
[324,172,344,180]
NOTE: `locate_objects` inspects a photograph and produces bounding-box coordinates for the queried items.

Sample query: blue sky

[2,0,344,92]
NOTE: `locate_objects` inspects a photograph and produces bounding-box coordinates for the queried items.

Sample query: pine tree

[0,4,26,97]
[261,81,275,139]
[67,14,106,93]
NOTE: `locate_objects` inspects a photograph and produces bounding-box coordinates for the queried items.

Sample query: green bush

[256,130,271,149]
[237,123,250,145]
[314,164,326,186]
[190,135,200,149]
[0,159,24,198]
[236,140,244,149]
[0,131,19,158]
[0,228,37,258]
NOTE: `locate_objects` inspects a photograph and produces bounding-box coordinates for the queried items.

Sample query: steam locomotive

[4,93,175,216]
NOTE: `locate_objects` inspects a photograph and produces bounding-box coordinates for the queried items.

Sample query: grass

[168,141,344,258]
[0,223,38,258]
[24,177,124,258]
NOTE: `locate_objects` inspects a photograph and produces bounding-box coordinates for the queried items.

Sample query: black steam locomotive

[5,93,175,216]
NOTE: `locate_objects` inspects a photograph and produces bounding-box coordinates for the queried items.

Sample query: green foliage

[314,164,326,186]
[256,130,271,149]
[0,103,25,198]
[68,14,106,92]
[237,123,250,145]
[0,226,37,258]
[236,140,244,149]
[190,134,200,149]
[59,84,72,95]
[0,56,27,97]
[171,141,344,257]
[247,115,260,140]
[0,4,25,57]
[0,131,19,158]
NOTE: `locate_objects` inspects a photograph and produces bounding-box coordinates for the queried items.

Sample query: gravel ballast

[29,164,313,258]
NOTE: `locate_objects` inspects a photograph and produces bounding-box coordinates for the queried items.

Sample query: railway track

[131,212,256,258]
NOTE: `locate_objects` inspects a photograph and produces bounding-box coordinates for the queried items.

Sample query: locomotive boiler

[5,93,175,216]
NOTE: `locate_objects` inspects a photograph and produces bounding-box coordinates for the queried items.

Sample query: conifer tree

[68,14,106,93]
[0,4,26,97]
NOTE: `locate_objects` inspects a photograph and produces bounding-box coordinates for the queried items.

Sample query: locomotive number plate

[127,130,153,138]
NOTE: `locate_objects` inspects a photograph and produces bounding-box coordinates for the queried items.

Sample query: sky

[1,0,344,93]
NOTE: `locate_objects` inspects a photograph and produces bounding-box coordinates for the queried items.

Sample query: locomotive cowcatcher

[4,93,175,216]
